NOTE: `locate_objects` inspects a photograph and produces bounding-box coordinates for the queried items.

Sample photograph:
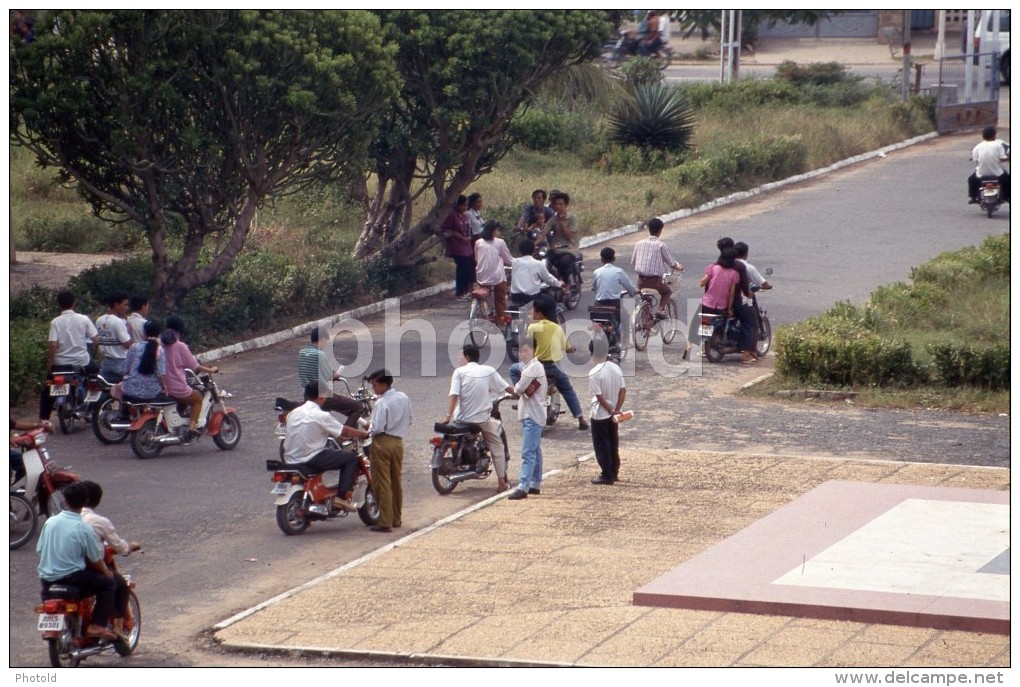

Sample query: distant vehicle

[974,9,1010,84]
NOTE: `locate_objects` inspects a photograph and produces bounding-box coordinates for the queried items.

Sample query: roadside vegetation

[10,60,936,405]
[743,235,1010,414]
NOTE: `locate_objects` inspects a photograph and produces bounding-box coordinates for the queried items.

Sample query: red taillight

[701,314,714,325]
[87,380,100,391]
[272,473,286,483]
[430,437,443,447]
[39,600,65,614]
[277,413,288,423]
[52,375,66,385]
[500,314,511,325]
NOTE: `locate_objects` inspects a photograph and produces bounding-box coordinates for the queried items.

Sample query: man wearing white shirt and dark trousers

[968,125,1010,204]
[588,337,626,485]
[40,291,98,423]
[509,238,564,308]
[366,369,412,533]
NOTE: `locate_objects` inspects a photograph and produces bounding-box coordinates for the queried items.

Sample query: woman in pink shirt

[160,316,219,438]
[699,247,741,317]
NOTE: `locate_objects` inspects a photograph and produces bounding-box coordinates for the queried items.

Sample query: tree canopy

[353,10,616,265]
[10,10,398,309]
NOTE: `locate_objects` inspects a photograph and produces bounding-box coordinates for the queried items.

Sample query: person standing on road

[40,291,98,424]
[443,195,474,300]
[508,338,546,500]
[968,125,1010,204]
[95,291,133,383]
[443,345,516,493]
[297,327,364,428]
[366,369,412,533]
[467,192,486,241]
[631,218,683,320]
[588,338,626,485]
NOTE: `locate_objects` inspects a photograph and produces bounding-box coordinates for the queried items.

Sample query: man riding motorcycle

[535,190,580,284]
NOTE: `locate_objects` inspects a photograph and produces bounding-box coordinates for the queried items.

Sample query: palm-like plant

[608,84,695,152]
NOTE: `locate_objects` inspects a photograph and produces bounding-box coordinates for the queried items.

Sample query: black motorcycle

[699,272,773,363]
[429,394,512,495]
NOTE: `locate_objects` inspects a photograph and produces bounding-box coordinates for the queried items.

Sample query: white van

[974,9,1010,84]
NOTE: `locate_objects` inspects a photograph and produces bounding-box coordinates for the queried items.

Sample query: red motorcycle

[10,428,79,519]
[35,547,141,667]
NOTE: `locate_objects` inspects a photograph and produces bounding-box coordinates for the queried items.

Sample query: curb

[199,132,940,363]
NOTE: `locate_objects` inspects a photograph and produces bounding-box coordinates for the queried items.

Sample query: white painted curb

[199,132,939,363]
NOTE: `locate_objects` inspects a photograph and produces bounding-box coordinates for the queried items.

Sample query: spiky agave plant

[608,84,695,152]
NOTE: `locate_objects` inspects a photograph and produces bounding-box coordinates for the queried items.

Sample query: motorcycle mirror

[765,267,774,277]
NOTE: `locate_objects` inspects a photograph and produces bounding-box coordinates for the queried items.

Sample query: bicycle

[631,269,683,352]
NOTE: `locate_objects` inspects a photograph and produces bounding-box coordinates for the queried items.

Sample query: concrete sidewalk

[213,449,1009,667]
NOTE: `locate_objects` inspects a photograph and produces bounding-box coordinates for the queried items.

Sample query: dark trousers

[45,568,117,628]
[591,417,620,480]
[305,447,359,497]
[733,301,756,352]
[548,250,575,282]
[322,395,364,428]
[453,255,474,297]
[969,172,1010,202]
[113,572,130,620]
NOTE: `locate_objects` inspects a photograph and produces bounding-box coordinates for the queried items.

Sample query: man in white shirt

[81,480,140,640]
[95,291,132,382]
[443,345,515,493]
[969,125,1010,204]
[510,238,564,308]
[588,338,626,485]
[127,294,149,344]
[285,381,369,512]
[40,291,99,422]
[508,338,545,500]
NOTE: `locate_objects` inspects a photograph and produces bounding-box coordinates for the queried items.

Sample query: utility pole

[901,10,912,101]
[719,9,742,83]
[934,10,946,60]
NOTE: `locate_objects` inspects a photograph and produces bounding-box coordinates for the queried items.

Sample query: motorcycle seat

[274,397,302,412]
[41,583,87,600]
[265,459,320,477]
[123,394,174,406]
[433,421,480,435]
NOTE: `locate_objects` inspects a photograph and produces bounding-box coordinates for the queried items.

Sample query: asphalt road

[664,62,906,83]
[7,128,1009,668]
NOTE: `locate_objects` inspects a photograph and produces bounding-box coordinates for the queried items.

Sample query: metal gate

[931,52,1001,134]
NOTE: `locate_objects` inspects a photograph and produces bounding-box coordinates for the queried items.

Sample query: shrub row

[775,328,920,388]
[661,135,807,196]
[926,342,1010,390]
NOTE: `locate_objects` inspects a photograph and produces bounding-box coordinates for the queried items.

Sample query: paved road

[8,131,1009,668]
[664,62,906,83]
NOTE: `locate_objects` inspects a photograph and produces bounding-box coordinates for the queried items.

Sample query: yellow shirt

[527,319,566,363]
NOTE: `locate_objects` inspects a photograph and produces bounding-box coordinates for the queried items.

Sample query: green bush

[927,342,1010,390]
[510,106,598,153]
[9,285,58,321]
[616,56,663,88]
[909,234,1010,288]
[662,135,806,196]
[10,319,49,405]
[20,216,141,253]
[776,327,920,387]
[681,79,800,110]
[868,281,948,332]
[67,257,155,314]
[608,84,696,152]
[775,61,854,86]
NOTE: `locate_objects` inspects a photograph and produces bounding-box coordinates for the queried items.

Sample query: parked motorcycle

[125,370,241,459]
[699,271,774,363]
[35,546,141,667]
[46,369,104,435]
[977,176,1004,217]
[89,374,126,445]
[429,394,512,495]
[10,428,79,520]
[267,436,380,535]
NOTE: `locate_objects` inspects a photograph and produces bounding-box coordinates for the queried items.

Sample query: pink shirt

[163,340,200,398]
[474,238,513,285]
[701,263,740,310]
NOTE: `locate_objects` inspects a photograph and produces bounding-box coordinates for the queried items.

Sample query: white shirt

[468,209,485,237]
[510,255,559,296]
[127,313,148,344]
[450,362,510,423]
[737,258,766,288]
[95,313,131,361]
[284,400,344,464]
[81,507,132,556]
[474,238,514,286]
[588,361,625,421]
[972,139,1010,178]
[369,388,412,439]
[513,357,547,425]
[49,309,98,367]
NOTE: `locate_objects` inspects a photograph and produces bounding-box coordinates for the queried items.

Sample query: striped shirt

[631,236,676,277]
[297,346,338,395]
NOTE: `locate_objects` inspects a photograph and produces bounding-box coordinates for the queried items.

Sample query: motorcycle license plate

[37,614,65,632]
[49,384,70,397]
[271,482,289,496]
[85,390,102,403]
[274,424,286,437]
[698,324,714,338]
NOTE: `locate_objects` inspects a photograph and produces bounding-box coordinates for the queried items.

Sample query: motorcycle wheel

[704,335,725,363]
[468,299,490,348]
[564,270,582,311]
[755,315,773,358]
[9,492,37,550]
[130,419,163,460]
[546,394,560,426]
[632,302,651,352]
[661,300,679,344]
[506,326,519,364]
[57,400,75,435]
[212,411,242,450]
[276,491,309,535]
[48,618,80,668]
[358,486,381,526]
[656,51,672,71]
[91,396,128,445]
[430,444,458,495]
[114,590,141,656]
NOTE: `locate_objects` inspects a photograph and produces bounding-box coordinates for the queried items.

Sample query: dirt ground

[9,251,128,296]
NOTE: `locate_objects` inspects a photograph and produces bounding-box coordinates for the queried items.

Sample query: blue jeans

[518,418,543,492]
[99,357,125,383]
[509,361,582,419]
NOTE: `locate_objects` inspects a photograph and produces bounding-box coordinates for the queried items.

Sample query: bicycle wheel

[468,298,491,347]
[660,299,678,344]
[631,300,651,352]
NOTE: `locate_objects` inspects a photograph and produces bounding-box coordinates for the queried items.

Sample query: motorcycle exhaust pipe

[445,471,486,484]
[66,643,114,661]
[156,435,184,445]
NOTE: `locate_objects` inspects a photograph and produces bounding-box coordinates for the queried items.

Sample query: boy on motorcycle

[535,190,580,283]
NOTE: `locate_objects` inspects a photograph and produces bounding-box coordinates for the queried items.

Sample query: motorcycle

[604,28,674,70]
[588,295,631,364]
[517,226,583,311]
[35,546,141,667]
[505,285,567,364]
[46,369,105,435]
[429,394,512,495]
[89,374,126,445]
[274,378,374,460]
[699,272,774,363]
[266,436,380,535]
[977,176,1004,217]
[125,370,241,459]
[10,428,79,521]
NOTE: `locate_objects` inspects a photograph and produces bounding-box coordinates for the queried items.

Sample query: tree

[10,10,398,309]
[353,10,615,265]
